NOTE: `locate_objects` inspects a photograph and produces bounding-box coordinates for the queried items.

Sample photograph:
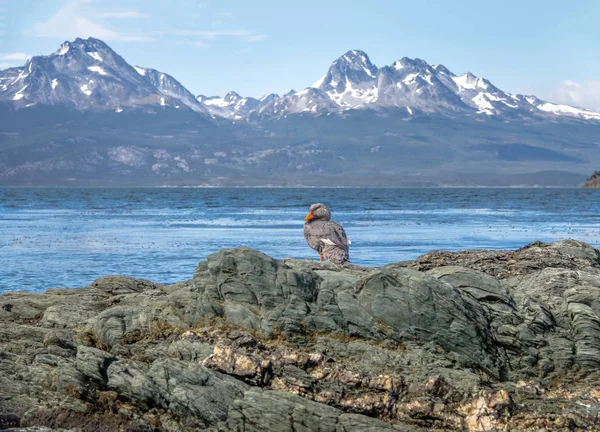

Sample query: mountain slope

[0,38,206,113]
[135,66,206,112]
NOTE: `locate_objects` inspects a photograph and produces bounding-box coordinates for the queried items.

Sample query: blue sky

[1,0,599,109]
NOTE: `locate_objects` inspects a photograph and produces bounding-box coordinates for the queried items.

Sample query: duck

[303,203,350,264]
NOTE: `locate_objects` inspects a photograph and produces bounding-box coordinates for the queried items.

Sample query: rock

[411,239,600,279]
[1,241,600,431]
[0,413,21,429]
[356,267,502,376]
[106,358,249,427]
[75,346,115,384]
[582,170,600,188]
[225,390,406,431]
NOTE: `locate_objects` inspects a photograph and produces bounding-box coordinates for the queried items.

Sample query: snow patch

[406,106,413,115]
[80,84,92,96]
[134,66,146,76]
[484,93,518,109]
[393,61,404,70]
[326,80,379,108]
[500,100,518,109]
[115,107,123,113]
[452,73,488,91]
[311,75,326,88]
[11,70,29,85]
[13,85,27,100]
[88,66,107,75]
[536,102,600,120]
[160,97,166,106]
[472,92,494,115]
[403,73,419,85]
[87,52,103,62]
[51,79,58,90]
[485,93,504,102]
[204,97,229,108]
[57,43,70,55]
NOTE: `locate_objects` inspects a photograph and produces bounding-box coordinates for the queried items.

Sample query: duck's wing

[323,221,349,251]
[321,221,350,264]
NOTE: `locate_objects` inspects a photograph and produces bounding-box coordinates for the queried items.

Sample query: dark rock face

[1,240,600,431]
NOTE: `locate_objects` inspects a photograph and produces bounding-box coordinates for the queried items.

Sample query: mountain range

[0,37,599,186]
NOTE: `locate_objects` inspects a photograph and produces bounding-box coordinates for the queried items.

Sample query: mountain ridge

[1,40,600,123]
[194,49,600,122]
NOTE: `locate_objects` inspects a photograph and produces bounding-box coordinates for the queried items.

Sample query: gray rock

[225,390,406,432]
[356,267,502,376]
[106,358,248,427]
[2,241,600,431]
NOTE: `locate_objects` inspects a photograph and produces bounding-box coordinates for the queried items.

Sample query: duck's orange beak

[304,211,315,221]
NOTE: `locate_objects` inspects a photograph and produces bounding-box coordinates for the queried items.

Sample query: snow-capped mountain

[196,91,260,119]
[2,42,600,187]
[1,40,599,123]
[0,37,206,113]
[198,50,600,122]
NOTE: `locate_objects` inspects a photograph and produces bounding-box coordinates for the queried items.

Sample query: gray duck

[303,203,350,264]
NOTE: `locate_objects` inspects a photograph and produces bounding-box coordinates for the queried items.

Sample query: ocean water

[1,188,599,293]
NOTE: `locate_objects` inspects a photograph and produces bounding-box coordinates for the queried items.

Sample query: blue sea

[1,188,599,293]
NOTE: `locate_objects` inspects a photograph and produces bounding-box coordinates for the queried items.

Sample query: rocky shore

[2,240,600,431]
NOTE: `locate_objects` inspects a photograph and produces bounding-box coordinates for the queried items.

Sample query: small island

[582,170,600,188]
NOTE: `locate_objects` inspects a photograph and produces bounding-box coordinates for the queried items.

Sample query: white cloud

[245,33,267,43]
[0,52,31,62]
[175,40,209,49]
[545,80,600,111]
[97,11,150,19]
[34,0,153,42]
[32,0,265,49]
[0,53,30,69]
[165,29,267,43]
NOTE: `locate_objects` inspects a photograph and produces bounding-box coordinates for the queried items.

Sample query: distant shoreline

[0,185,591,189]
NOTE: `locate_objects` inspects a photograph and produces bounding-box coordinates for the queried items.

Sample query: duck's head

[305,203,331,222]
